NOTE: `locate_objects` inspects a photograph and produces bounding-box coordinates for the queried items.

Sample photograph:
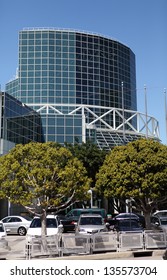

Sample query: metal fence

[61,234,90,256]
[144,231,167,249]
[118,232,144,251]
[25,235,61,259]
[91,232,117,253]
[25,231,167,259]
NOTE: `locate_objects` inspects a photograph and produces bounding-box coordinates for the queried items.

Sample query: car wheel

[18,227,26,236]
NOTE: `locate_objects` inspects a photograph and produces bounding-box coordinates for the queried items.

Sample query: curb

[51,249,165,260]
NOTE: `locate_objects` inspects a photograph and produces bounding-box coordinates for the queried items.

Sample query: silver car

[1,215,32,236]
[150,216,167,233]
[75,214,108,235]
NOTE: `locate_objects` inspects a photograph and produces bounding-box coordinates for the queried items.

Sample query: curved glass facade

[14,29,136,110]
[5,29,159,148]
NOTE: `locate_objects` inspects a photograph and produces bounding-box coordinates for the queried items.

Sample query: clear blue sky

[0,0,166,143]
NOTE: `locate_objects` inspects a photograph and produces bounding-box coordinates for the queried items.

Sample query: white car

[0,222,10,251]
[152,210,167,218]
[1,215,32,236]
[26,215,63,240]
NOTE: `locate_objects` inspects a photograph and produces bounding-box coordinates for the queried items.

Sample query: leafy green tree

[65,141,107,188]
[0,142,91,237]
[65,141,108,207]
[95,138,167,228]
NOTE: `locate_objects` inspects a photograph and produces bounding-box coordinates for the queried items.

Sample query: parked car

[26,215,63,241]
[75,214,108,236]
[105,212,145,230]
[58,214,78,233]
[1,215,32,236]
[152,210,167,218]
[0,221,10,251]
[112,219,143,233]
[134,213,146,228]
[66,208,107,219]
[113,212,140,221]
[58,208,107,233]
[150,216,167,233]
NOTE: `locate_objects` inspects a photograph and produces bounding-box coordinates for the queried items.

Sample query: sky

[0,0,166,143]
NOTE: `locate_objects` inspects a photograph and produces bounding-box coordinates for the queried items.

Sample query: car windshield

[2,217,11,223]
[80,217,103,225]
[30,218,58,228]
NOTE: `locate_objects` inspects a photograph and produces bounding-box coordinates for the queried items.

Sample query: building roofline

[21,27,130,49]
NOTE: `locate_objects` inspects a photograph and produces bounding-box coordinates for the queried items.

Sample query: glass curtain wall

[6,29,137,146]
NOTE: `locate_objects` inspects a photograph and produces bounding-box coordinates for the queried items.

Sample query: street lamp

[144,85,148,138]
[88,189,93,208]
[164,88,167,145]
[8,197,11,216]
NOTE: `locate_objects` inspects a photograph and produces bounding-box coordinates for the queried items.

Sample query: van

[65,208,107,219]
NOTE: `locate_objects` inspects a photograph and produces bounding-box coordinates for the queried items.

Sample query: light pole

[164,88,167,145]
[8,197,11,216]
[88,189,93,208]
[144,85,148,138]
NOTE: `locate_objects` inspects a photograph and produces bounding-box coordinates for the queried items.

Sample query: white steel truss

[28,103,160,146]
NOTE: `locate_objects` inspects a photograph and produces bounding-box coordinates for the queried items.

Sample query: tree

[0,142,91,237]
[65,141,108,207]
[65,141,107,188]
[95,138,167,228]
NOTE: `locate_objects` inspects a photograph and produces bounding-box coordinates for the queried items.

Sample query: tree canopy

[65,141,107,188]
[95,138,167,228]
[0,142,91,229]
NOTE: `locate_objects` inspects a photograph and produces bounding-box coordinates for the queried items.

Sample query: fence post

[25,242,31,260]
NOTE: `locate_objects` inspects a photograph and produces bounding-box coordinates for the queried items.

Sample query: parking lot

[1,211,167,261]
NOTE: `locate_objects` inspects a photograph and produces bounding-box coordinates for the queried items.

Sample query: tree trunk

[143,211,152,229]
[41,210,48,252]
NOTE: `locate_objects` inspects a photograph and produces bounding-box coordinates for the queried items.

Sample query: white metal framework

[28,103,160,149]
